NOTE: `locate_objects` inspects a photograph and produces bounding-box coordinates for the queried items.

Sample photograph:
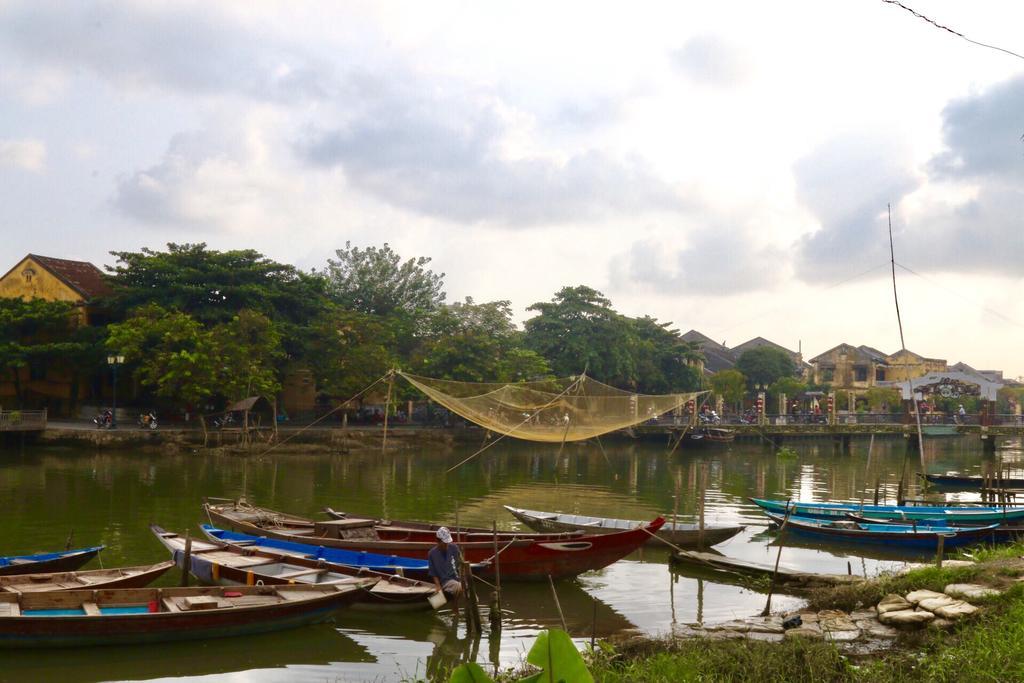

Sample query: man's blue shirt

[427,544,461,583]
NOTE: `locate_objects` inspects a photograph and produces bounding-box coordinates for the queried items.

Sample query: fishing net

[399,372,702,442]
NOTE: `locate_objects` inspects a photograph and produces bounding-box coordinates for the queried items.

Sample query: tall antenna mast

[888,203,925,491]
[888,204,906,351]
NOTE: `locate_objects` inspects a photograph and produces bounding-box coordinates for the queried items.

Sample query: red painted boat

[204,500,580,560]
[0,584,362,648]
[473,517,665,580]
[204,501,663,580]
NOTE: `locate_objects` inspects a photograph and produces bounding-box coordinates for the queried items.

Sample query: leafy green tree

[325,242,445,318]
[735,347,796,389]
[770,376,807,409]
[864,387,901,413]
[710,368,747,412]
[302,306,397,401]
[212,310,284,400]
[523,286,636,386]
[630,316,702,393]
[106,304,222,411]
[106,244,329,341]
[418,298,551,383]
[0,298,92,407]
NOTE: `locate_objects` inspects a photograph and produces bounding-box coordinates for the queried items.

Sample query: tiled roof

[28,254,112,300]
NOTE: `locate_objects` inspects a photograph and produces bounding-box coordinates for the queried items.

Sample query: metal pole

[111,362,118,429]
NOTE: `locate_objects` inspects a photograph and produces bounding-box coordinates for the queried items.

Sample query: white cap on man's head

[436,527,453,543]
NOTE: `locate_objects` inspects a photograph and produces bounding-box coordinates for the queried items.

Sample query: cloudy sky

[1,0,1022,377]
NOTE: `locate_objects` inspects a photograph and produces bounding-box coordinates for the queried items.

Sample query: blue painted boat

[200,525,459,582]
[0,547,104,577]
[765,512,1000,549]
[749,498,1024,524]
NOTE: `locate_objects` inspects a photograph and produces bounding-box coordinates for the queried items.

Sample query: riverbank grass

[587,539,1024,683]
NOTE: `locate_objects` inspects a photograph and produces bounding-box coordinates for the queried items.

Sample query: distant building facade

[0,254,113,414]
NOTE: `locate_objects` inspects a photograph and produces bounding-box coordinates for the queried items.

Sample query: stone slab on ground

[944,583,1000,600]
[855,619,899,638]
[877,594,913,614]
[934,601,978,620]
[906,589,946,605]
[918,595,959,612]
[849,608,877,620]
[878,608,935,627]
[785,624,823,640]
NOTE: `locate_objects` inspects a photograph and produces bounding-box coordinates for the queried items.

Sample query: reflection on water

[0,434,1009,681]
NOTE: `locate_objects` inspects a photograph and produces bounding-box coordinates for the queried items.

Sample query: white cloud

[671,34,752,87]
[0,138,46,172]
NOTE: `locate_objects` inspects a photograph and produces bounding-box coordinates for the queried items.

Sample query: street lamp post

[107,355,124,429]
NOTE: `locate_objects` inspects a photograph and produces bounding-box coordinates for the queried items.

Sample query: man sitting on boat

[428,527,462,617]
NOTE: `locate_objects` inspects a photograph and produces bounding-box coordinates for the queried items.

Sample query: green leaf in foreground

[521,629,593,683]
[449,662,495,683]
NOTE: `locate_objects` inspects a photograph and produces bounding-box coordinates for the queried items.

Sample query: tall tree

[523,286,636,386]
[418,298,550,382]
[213,310,284,400]
[106,304,222,411]
[106,305,285,410]
[630,316,703,393]
[106,243,329,333]
[324,242,445,318]
[735,347,796,389]
[301,306,397,401]
[710,369,747,412]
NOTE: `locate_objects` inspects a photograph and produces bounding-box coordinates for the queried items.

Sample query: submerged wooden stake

[761,503,792,617]
[936,535,945,568]
[548,574,568,631]
[180,531,192,587]
[490,520,501,634]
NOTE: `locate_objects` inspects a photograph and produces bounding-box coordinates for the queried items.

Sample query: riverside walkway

[634,414,1024,452]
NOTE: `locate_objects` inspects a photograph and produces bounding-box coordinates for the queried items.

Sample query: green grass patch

[590,637,860,683]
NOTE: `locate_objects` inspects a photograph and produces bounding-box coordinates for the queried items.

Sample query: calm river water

[1,433,1019,682]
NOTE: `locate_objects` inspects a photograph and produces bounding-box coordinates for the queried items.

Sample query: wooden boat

[503,506,745,548]
[199,525,461,582]
[204,501,574,559]
[671,550,863,589]
[764,512,1000,549]
[202,514,664,581]
[684,427,735,444]
[749,497,1024,524]
[0,583,362,648]
[0,546,104,577]
[322,506,584,543]
[0,562,173,594]
[921,473,1024,490]
[152,526,437,610]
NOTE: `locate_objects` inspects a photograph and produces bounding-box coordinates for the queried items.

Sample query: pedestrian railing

[0,409,48,431]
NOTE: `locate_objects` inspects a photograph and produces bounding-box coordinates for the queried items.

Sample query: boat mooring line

[254,373,389,458]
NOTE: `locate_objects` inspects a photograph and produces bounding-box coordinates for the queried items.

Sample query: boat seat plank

[82,602,101,616]
[162,598,182,612]
[276,568,326,580]
[228,595,284,607]
[278,590,329,602]
[0,602,20,616]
